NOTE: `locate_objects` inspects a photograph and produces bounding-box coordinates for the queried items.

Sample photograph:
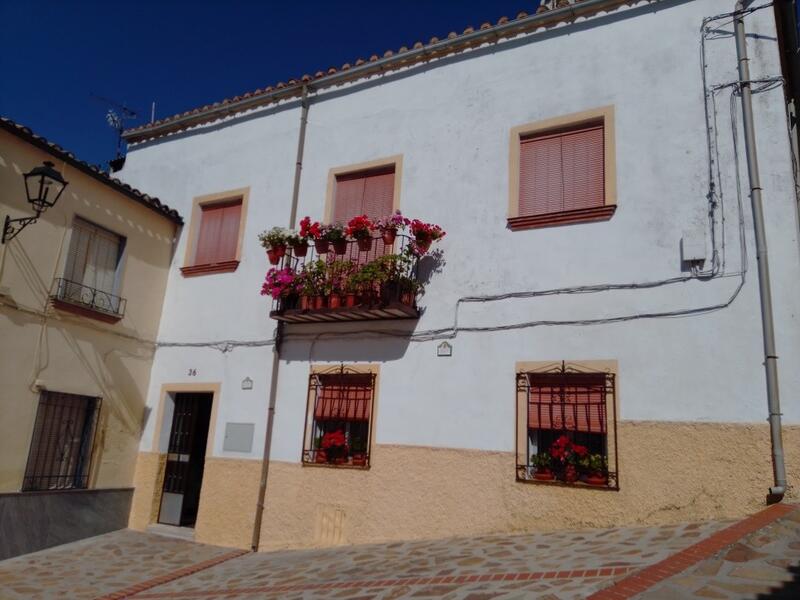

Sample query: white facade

[119,0,800,542]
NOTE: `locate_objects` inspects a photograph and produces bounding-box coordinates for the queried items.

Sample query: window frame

[508,106,616,230]
[324,156,402,225]
[22,391,102,492]
[301,364,378,470]
[181,188,249,277]
[515,360,619,490]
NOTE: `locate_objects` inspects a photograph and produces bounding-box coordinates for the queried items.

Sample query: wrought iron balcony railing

[51,278,127,319]
[267,234,421,324]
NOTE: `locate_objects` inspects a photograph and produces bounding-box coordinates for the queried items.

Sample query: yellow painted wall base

[128,422,799,551]
[128,451,166,530]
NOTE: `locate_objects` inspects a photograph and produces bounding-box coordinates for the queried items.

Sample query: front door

[158,393,212,527]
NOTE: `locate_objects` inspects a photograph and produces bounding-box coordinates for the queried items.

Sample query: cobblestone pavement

[634,506,800,599]
[0,529,238,600]
[134,520,730,600]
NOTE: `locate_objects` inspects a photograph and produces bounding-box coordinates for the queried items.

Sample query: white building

[117,0,800,551]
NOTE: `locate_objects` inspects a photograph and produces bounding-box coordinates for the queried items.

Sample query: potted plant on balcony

[289,217,312,257]
[321,430,347,465]
[531,453,555,481]
[327,260,353,309]
[354,259,387,307]
[408,219,446,255]
[300,218,329,254]
[351,437,367,466]
[549,435,588,483]
[583,454,608,486]
[258,227,290,265]
[260,267,300,309]
[314,435,327,464]
[347,215,375,252]
[375,210,408,245]
[324,223,348,255]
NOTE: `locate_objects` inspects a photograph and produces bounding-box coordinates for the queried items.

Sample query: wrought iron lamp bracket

[2,212,42,244]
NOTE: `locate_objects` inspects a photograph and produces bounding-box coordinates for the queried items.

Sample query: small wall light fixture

[437,341,453,357]
[2,161,68,244]
[241,377,254,390]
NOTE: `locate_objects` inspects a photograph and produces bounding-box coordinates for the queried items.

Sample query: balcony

[50,278,126,323]
[266,234,421,324]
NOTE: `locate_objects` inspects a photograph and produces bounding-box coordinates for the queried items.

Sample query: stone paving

[635,507,800,599]
[133,520,730,599]
[0,529,236,600]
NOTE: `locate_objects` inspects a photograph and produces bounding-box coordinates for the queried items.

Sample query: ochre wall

[129,422,799,551]
[0,131,176,492]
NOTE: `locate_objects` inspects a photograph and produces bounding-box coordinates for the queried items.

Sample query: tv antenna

[90,94,139,168]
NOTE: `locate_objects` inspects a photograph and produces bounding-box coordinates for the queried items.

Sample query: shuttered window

[194,200,242,265]
[333,168,394,224]
[22,391,101,491]
[64,218,123,295]
[519,124,605,217]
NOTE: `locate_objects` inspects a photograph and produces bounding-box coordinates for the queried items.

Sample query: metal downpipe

[251,86,310,551]
[734,1,787,503]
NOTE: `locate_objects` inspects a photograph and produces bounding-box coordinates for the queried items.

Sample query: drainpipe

[734,1,787,503]
[251,86,310,552]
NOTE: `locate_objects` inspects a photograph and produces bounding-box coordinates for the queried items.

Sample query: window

[508,107,616,230]
[54,218,126,319]
[516,363,618,489]
[181,190,248,277]
[332,165,395,224]
[302,366,376,468]
[23,391,101,491]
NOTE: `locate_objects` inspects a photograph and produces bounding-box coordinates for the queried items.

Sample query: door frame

[151,383,220,524]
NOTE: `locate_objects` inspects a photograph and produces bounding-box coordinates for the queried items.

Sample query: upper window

[333,166,395,224]
[54,218,126,319]
[509,107,616,230]
[302,366,376,469]
[23,391,101,491]
[182,190,248,277]
[516,363,618,489]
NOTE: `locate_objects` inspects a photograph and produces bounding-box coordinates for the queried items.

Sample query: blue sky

[0,1,539,168]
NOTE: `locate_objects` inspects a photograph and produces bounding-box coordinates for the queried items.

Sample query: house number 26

[188,369,197,376]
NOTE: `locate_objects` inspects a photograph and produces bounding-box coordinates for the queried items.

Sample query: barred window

[302,367,375,469]
[23,391,101,491]
[516,363,618,489]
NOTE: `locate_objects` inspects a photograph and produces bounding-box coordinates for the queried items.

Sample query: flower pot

[315,450,327,464]
[313,295,326,310]
[291,241,309,257]
[352,453,367,467]
[333,239,348,255]
[329,294,342,309]
[564,465,579,483]
[300,295,311,310]
[585,473,608,486]
[415,239,431,254]
[381,228,397,245]
[332,456,346,465]
[266,248,281,265]
[401,291,415,306]
[533,469,554,481]
[314,239,330,254]
[344,293,357,308]
[357,237,373,252]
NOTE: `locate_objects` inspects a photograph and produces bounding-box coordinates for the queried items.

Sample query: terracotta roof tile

[0,116,182,224]
[123,1,630,142]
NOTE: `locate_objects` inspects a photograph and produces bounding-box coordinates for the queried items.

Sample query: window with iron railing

[302,367,375,469]
[22,391,101,491]
[516,363,618,489]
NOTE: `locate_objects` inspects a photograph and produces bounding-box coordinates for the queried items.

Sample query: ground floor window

[23,391,101,491]
[516,362,618,489]
[302,366,375,468]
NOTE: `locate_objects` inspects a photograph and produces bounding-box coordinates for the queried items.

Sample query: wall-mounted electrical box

[681,228,706,267]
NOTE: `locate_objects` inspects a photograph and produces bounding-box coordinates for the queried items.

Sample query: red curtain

[527,373,607,433]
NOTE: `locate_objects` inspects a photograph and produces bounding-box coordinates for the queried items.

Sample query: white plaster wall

[121,0,800,462]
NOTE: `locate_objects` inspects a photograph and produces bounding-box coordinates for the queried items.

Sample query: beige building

[0,118,181,559]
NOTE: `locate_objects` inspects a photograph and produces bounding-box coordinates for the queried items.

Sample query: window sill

[302,461,370,470]
[516,470,618,491]
[508,205,616,231]
[51,299,123,324]
[180,260,240,277]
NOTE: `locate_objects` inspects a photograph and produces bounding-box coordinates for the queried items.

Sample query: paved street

[0,505,797,599]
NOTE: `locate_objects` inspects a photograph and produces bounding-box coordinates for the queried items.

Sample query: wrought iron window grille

[51,277,127,318]
[516,361,619,490]
[22,391,101,492]
[302,365,376,469]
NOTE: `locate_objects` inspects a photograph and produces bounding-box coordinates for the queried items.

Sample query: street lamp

[2,161,68,243]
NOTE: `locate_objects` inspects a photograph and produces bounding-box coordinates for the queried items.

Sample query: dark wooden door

[158,393,212,527]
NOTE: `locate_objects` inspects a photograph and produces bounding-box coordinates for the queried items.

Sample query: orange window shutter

[362,170,394,220]
[561,125,604,211]
[519,134,564,216]
[195,205,223,265]
[217,202,242,261]
[527,374,606,434]
[314,375,372,421]
[333,176,365,225]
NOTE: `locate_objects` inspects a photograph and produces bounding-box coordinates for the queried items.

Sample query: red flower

[321,430,347,449]
[346,215,374,239]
